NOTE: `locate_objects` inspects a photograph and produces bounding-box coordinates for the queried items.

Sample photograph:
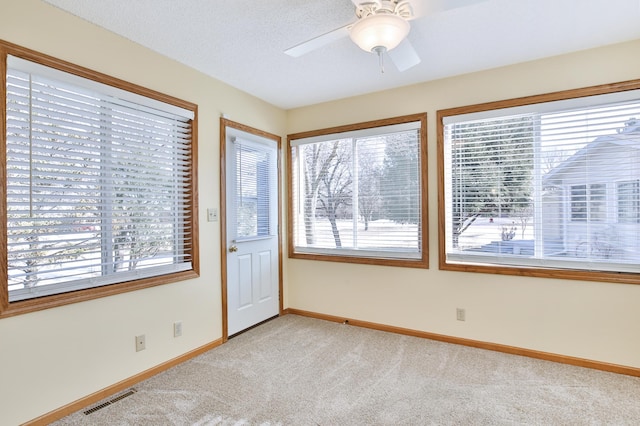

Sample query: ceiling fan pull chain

[374,46,386,73]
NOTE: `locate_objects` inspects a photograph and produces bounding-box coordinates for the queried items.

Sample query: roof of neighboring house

[543,119,640,184]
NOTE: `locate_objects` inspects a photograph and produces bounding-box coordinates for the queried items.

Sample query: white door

[225,126,279,336]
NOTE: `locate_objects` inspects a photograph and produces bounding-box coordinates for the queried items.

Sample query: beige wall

[2,0,640,424]
[286,39,640,370]
[0,1,286,424]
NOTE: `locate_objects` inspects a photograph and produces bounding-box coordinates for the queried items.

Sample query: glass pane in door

[235,142,271,238]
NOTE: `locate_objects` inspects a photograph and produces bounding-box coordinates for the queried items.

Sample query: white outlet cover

[135,334,146,351]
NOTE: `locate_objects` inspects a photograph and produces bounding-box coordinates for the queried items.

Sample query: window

[234,139,273,238]
[1,42,198,316]
[570,183,606,222]
[288,114,428,268]
[570,185,588,221]
[438,80,640,284]
[617,180,640,223]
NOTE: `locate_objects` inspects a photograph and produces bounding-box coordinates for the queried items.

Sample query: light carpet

[53,314,640,425]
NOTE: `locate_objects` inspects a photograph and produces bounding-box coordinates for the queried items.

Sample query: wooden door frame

[219,117,283,342]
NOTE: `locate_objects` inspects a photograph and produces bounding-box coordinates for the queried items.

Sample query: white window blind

[290,122,422,260]
[6,55,194,302]
[443,89,640,274]
[233,138,274,239]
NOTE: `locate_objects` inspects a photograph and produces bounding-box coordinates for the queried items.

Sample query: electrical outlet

[456,308,466,322]
[174,321,183,337]
[135,334,146,352]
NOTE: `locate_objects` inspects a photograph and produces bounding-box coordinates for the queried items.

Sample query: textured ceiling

[42,0,640,109]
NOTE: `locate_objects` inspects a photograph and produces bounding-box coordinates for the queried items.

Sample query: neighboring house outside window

[438,81,640,284]
[287,114,428,268]
[1,42,198,317]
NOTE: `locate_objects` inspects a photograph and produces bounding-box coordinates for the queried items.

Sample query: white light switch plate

[207,208,218,222]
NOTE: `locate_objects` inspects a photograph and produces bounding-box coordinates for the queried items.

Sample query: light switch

[207,208,218,222]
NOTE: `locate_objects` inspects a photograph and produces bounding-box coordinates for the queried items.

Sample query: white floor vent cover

[84,388,137,415]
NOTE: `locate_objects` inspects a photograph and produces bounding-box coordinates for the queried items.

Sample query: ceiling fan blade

[388,39,421,71]
[284,25,351,58]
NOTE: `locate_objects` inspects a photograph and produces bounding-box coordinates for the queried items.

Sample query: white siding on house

[543,127,640,263]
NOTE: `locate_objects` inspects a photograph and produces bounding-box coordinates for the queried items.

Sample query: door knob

[229,245,238,253]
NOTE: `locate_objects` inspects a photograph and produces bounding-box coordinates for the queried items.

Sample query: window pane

[6,57,194,302]
[571,185,587,221]
[447,116,534,252]
[235,142,272,238]
[442,91,640,276]
[589,184,606,221]
[357,133,420,251]
[617,180,639,223]
[289,117,425,264]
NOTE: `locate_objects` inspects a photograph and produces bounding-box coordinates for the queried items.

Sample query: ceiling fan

[285,0,486,72]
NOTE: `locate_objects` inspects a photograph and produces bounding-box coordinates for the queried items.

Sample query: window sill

[1,269,199,319]
[289,251,428,269]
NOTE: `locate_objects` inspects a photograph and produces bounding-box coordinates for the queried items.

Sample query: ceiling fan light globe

[349,13,410,53]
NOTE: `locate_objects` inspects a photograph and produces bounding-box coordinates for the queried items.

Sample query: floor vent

[84,388,137,415]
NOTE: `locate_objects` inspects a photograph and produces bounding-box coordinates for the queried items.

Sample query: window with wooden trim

[1,42,198,316]
[438,81,640,284]
[287,114,428,268]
